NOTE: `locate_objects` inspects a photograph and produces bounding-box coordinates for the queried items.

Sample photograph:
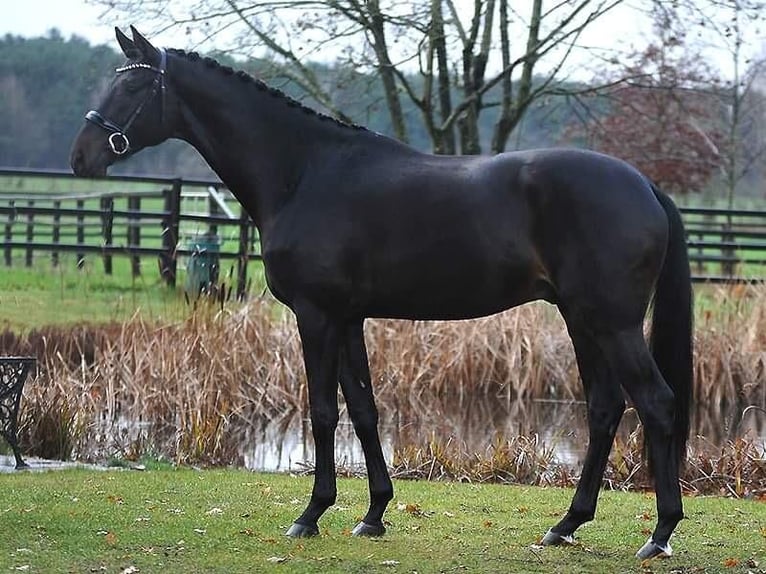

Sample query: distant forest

[0,30,583,179]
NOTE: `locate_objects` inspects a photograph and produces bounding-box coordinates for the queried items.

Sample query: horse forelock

[167,48,365,132]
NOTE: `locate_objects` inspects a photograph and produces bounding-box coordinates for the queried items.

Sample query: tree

[92,0,625,154]
[565,25,725,194]
[641,0,766,201]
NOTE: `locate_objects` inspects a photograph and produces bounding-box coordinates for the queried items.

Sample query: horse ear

[129,26,161,66]
[115,27,140,59]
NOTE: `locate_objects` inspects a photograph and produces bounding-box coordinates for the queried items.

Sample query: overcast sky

[1,0,759,81]
[1,0,653,53]
[0,0,186,47]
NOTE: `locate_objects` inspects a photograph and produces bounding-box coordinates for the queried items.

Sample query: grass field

[0,253,268,330]
[0,467,763,573]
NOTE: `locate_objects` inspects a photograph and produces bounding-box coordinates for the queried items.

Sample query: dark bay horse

[70,27,693,560]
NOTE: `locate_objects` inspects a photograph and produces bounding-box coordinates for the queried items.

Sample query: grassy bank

[0,468,763,573]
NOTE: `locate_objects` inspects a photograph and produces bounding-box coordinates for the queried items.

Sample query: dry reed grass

[389,432,766,498]
[0,285,763,473]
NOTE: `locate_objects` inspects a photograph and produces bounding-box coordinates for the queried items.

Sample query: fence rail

[1,168,765,288]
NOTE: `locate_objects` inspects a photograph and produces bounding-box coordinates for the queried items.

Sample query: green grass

[0,258,176,330]
[0,468,763,573]
[0,255,265,331]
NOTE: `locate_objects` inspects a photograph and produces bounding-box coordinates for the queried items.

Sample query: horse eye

[123,80,143,94]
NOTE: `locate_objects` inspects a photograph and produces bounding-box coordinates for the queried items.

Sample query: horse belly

[362,255,546,321]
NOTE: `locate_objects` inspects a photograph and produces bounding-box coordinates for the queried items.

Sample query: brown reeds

[389,433,766,498]
[693,284,766,411]
[1,285,764,473]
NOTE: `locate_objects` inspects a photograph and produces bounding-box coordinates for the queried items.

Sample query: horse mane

[168,49,366,132]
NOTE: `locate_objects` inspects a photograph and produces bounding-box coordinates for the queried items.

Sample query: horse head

[70,26,173,177]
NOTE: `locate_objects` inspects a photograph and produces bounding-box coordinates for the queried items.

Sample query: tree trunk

[367,0,409,144]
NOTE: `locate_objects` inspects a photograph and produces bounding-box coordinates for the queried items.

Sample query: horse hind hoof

[541,529,575,546]
[285,522,319,538]
[351,521,386,537]
[636,538,673,560]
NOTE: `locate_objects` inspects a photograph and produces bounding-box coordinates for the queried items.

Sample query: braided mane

[168,49,365,132]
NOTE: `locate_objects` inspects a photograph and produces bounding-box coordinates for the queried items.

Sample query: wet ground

[0,454,104,473]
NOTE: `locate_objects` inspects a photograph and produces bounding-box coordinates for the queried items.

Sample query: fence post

[25,200,34,267]
[76,199,85,269]
[721,219,735,278]
[160,180,181,288]
[52,200,61,267]
[127,195,141,276]
[4,200,13,266]
[208,188,220,237]
[236,206,249,300]
[101,197,114,275]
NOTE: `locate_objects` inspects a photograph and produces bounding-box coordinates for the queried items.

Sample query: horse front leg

[338,320,393,536]
[286,301,342,537]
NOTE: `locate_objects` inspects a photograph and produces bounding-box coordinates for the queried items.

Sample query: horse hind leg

[338,320,393,536]
[542,324,683,559]
[542,324,626,546]
[619,337,684,559]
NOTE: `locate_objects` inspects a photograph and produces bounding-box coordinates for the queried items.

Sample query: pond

[237,397,766,472]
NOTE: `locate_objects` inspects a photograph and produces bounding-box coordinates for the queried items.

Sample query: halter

[85,48,167,155]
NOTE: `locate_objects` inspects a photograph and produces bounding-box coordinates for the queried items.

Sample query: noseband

[85,48,167,155]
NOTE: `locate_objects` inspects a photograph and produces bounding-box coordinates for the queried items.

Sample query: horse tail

[650,184,694,465]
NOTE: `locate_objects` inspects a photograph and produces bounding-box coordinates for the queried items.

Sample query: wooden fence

[1,169,765,290]
[0,169,258,298]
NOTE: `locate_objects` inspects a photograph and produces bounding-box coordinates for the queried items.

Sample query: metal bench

[0,357,36,469]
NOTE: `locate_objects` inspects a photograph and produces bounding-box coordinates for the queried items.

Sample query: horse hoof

[541,529,575,546]
[636,538,673,560]
[14,462,30,470]
[351,521,386,537]
[285,522,319,538]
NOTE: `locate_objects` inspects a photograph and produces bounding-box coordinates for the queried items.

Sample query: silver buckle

[108,132,130,155]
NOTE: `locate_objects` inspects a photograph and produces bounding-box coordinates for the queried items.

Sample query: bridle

[85,48,167,155]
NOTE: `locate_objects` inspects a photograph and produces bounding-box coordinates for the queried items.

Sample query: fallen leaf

[723,558,739,568]
[121,567,139,574]
[206,507,223,515]
[193,529,206,535]
[104,532,117,547]
[380,560,400,567]
[267,556,287,563]
[483,520,493,528]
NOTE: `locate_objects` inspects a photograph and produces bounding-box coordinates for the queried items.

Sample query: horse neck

[168,56,352,230]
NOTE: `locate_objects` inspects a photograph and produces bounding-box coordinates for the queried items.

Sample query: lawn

[0,254,267,331]
[0,468,763,573]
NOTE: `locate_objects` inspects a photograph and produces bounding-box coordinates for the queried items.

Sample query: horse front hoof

[636,538,673,560]
[541,529,575,546]
[285,522,319,538]
[351,521,386,537]
[14,462,30,470]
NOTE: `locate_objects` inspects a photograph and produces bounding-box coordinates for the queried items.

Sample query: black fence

[0,169,258,297]
[1,169,765,289]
